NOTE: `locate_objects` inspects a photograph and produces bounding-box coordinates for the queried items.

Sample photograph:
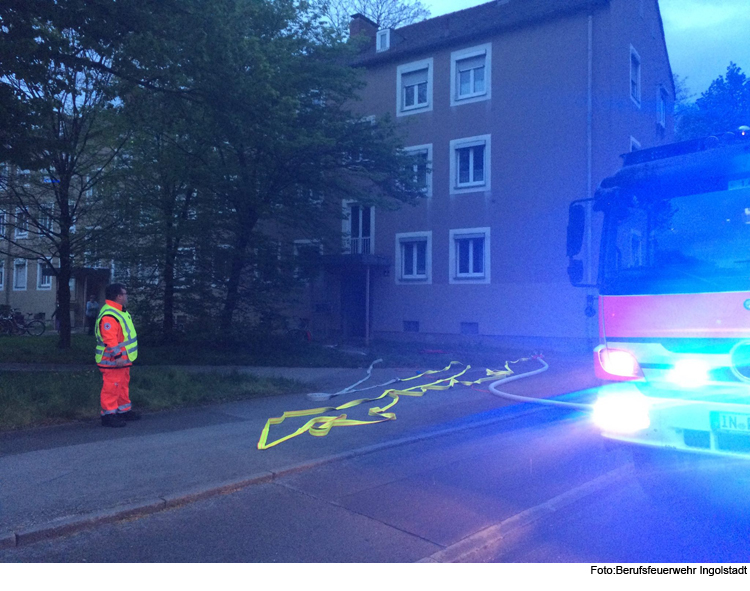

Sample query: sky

[423,0,750,100]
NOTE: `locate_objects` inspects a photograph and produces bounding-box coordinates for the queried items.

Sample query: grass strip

[0,368,304,431]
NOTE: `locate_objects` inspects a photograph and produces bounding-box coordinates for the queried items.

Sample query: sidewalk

[0,352,601,549]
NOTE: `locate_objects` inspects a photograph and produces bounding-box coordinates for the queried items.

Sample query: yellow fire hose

[258,359,534,450]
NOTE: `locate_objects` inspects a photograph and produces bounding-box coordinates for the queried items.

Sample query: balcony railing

[349,236,371,255]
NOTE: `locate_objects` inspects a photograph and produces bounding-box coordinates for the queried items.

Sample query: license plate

[711,412,750,433]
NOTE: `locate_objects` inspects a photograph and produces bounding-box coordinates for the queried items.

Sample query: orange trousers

[100,367,131,415]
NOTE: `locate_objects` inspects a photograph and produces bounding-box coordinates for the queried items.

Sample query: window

[376,29,390,52]
[630,46,641,106]
[38,208,53,233]
[177,246,197,279]
[657,86,668,128]
[15,208,28,238]
[83,175,93,198]
[0,261,4,290]
[18,169,31,187]
[37,262,52,290]
[397,59,433,116]
[344,202,373,254]
[13,259,27,291]
[0,211,5,238]
[293,239,322,280]
[451,43,491,105]
[396,231,432,283]
[404,144,432,197]
[630,136,641,152]
[450,135,491,194]
[449,228,491,284]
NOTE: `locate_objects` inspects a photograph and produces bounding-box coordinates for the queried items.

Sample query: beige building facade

[308,0,675,349]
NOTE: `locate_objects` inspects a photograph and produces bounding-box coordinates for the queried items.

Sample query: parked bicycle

[0,309,46,336]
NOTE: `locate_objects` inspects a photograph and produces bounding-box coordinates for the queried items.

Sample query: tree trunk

[57,236,72,349]
[220,230,251,331]
[162,235,175,338]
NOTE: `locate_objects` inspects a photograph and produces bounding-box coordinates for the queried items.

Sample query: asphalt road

[2,402,747,563]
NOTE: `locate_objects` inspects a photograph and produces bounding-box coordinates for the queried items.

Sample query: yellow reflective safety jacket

[94,303,138,367]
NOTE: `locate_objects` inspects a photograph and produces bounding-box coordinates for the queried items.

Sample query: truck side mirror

[567,259,584,285]
[567,204,586,257]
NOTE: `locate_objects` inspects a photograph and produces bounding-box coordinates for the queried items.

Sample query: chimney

[349,13,378,42]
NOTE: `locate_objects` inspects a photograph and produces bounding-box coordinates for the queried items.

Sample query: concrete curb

[1,399,561,549]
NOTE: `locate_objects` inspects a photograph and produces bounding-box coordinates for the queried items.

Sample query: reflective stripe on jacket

[95,303,138,367]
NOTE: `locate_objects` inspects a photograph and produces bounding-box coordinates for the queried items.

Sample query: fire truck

[567,126,750,484]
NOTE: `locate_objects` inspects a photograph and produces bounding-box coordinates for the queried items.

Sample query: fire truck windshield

[600,186,750,295]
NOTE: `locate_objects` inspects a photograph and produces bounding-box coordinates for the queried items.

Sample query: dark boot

[101,413,126,428]
[117,410,141,421]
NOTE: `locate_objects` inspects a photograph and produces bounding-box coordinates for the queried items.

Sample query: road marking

[417,463,632,563]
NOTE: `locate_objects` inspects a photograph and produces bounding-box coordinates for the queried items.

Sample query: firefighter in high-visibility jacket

[95,283,140,427]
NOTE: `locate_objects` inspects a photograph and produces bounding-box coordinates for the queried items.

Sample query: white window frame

[630,136,641,152]
[450,134,491,194]
[15,208,28,238]
[657,86,668,128]
[630,45,641,107]
[37,261,52,290]
[449,228,491,284]
[342,201,375,254]
[396,58,433,117]
[0,260,4,290]
[13,259,27,291]
[450,43,491,106]
[395,231,432,284]
[404,144,433,197]
[376,29,390,52]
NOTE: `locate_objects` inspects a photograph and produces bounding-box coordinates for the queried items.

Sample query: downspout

[586,13,593,285]
[365,265,370,345]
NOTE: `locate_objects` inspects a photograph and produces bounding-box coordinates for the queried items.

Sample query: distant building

[301,0,675,349]
[0,167,110,327]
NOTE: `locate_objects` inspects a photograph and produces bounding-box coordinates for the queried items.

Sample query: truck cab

[568,127,750,461]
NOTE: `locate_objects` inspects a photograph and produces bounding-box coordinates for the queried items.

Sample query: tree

[0,36,126,348]
[676,63,750,140]
[316,0,430,37]
[103,87,213,338]
[122,0,425,330]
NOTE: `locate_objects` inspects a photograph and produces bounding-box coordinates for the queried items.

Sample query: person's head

[105,283,128,308]
[89,295,96,301]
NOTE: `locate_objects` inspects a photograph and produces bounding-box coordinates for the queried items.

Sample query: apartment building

[304,0,675,348]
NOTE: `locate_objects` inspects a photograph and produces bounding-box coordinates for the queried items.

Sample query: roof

[354,0,609,66]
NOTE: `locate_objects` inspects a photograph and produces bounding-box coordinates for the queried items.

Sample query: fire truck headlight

[594,346,644,381]
[592,388,651,433]
[667,359,709,388]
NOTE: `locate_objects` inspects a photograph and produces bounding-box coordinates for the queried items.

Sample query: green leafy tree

[120,0,424,330]
[676,63,750,140]
[0,35,127,348]
[103,89,212,339]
